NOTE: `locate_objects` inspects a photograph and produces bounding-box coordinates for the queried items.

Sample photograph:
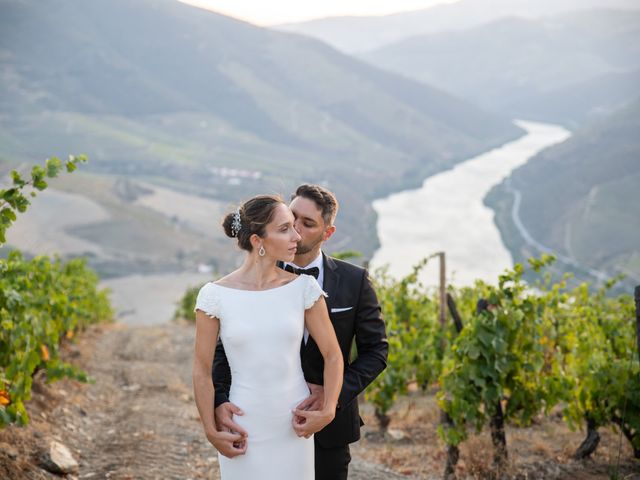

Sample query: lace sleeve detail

[303,274,328,310]
[194,283,221,318]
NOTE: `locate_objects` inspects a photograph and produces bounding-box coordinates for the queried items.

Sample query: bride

[192,194,343,479]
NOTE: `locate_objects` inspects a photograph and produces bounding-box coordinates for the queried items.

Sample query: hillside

[276,0,640,54]
[360,9,640,125]
[485,99,640,290]
[503,68,640,128]
[0,0,522,268]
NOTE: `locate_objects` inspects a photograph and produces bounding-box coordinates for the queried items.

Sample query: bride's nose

[292,229,301,242]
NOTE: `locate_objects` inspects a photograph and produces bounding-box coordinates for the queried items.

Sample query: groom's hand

[295,383,324,412]
[292,408,335,439]
[215,401,248,438]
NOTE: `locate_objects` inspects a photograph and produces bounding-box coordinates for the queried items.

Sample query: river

[370,120,571,286]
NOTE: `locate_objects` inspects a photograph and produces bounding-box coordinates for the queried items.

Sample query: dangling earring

[258,246,266,257]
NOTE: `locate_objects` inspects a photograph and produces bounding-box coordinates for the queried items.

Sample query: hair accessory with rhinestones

[230,209,242,237]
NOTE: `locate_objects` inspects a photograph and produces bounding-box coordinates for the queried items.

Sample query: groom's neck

[294,248,322,268]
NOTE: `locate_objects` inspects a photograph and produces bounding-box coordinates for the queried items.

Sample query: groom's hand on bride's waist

[215,401,248,438]
[296,383,324,412]
[292,407,335,439]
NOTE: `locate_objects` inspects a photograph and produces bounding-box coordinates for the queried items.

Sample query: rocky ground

[355,390,640,480]
[1,321,638,479]
[0,322,411,479]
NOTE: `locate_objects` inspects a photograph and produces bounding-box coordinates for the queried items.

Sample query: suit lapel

[322,252,339,311]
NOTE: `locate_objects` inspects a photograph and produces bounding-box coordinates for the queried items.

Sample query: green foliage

[439,260,638,455]
[174,285,200,322]
[0,251,112,426]
[367,254,639,458]
[330,250,363,261]
[559,281,640,453]
[0,154,87,245]
[438,257,569,445]
[0,154,113,427]
[366,257,446,422]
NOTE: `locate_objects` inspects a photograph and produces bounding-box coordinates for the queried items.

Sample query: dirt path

[1,322,413,479]
[3,321,637,479]
[65,323,213,479]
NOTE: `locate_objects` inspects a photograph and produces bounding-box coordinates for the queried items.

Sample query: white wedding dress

[195,274,326,480]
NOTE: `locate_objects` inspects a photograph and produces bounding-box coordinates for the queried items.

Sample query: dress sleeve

[303,274,328,310]
[194,283,221,318]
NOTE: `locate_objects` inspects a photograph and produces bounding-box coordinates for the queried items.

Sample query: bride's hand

[215,402,248,437]
[206,429,248,458]
[291,407,335,438]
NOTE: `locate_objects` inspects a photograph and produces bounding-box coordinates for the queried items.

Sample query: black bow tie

[283,264,319,279]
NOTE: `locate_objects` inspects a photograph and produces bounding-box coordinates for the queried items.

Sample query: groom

[213,184,388,480]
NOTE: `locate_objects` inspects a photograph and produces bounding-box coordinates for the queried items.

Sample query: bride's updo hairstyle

[222,195,285,252]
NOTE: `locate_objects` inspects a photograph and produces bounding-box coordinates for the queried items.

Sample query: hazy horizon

[177,0,459,26]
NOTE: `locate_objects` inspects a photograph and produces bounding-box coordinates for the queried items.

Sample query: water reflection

[370,120,571,286]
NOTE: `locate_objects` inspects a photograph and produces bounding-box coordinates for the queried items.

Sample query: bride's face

[260,203,301,262]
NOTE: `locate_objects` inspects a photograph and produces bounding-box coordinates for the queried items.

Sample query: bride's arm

[294,297,343,437]
[193,310,247,457]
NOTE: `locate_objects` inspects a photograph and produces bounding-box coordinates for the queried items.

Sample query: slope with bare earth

[354,391,639,479]
[2,171,235,277]
[0,322,413,480]
[485,98,640,290]
[0,0,522,259]
[2,322,637,479]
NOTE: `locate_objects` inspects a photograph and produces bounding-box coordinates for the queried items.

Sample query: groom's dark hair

[291,184,339,226]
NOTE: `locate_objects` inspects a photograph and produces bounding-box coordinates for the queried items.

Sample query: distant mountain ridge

[360,9,640,126]
[276,0,640,53]
[505,69,640,128]
[485,99,640,290]
[0,0,521,264]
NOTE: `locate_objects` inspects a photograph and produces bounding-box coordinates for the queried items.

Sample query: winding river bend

[370,120,571,286]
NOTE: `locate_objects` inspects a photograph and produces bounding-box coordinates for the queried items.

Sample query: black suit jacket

[212,253,388,448]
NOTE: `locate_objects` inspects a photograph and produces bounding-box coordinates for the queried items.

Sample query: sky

[177,0,459,26]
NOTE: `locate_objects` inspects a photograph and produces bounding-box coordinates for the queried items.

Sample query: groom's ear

[323,225,336,242]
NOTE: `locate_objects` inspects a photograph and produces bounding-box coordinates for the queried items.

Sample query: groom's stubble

[290,193,336,266]
[295,230,324,256]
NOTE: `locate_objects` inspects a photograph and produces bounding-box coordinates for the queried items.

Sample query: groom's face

[289,196,330,255]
